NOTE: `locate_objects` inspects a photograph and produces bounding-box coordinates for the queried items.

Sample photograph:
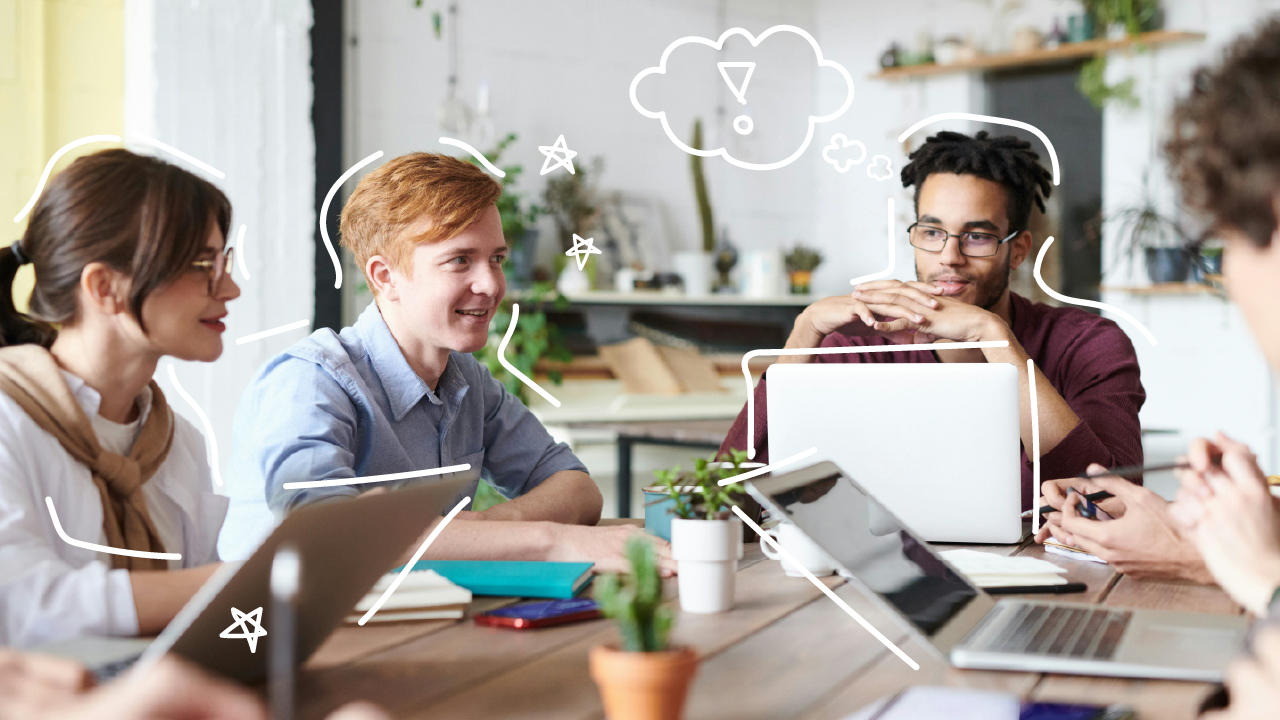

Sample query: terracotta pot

[589,645,699,720]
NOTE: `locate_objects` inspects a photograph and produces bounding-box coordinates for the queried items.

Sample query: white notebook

[347,569,473,621]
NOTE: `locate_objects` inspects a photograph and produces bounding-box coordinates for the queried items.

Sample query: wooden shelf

[872,30,1204,80]
[510,289,814,307]
[1100,282,1223,296]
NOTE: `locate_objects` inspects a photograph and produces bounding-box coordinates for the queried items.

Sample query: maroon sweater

[719,293,1146,510]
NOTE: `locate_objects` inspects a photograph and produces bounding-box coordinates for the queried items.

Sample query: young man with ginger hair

[219,153,671,573]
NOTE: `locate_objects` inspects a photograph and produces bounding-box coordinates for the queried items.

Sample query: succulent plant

[594,537,672,653]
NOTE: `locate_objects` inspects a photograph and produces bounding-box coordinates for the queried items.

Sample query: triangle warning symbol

[717,62,756,105]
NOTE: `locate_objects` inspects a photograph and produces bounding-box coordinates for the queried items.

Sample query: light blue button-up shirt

[217,302,587,560]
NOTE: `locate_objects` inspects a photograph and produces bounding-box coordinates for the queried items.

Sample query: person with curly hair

[720,130,1148,521]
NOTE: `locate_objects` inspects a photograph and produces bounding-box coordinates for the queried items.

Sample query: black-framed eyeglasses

[907,223,1018,258]
[190,247,234,295]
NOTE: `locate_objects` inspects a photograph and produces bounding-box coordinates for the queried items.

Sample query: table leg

[617,436,633,518]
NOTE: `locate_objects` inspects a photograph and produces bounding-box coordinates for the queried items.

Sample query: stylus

[1023,462,1193,518]
[985,582,1088,595]
[270,545,301,720]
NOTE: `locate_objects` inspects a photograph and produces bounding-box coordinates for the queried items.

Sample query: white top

[0,371,226,647]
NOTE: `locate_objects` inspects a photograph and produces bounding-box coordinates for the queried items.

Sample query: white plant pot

[670,517,740,614]
[673,251,713,297]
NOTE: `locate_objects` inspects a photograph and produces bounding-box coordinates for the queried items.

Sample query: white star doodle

[564,234,602,271]
[538,134,577,176]
[219,606,268,653]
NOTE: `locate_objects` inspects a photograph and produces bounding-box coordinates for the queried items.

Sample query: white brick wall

[125,0,317,488]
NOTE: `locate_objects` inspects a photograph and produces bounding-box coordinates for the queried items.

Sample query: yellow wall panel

[0,0,123,311]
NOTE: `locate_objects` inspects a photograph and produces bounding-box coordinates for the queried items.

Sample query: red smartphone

[473,599,601,629]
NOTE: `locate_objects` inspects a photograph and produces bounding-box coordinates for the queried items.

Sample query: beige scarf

[0,345,174,571]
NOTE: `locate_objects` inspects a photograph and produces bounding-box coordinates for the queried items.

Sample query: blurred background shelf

[873,31,1205,80]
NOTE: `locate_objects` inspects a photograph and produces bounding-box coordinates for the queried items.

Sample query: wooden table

[298,536,1243,720]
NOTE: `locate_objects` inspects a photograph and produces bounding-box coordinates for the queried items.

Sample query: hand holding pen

[1025,461,1193,519]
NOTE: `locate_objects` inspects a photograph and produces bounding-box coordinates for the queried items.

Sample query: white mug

[760,523,837,577]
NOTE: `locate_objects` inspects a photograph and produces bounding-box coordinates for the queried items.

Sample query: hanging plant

[1076,0,1159,109]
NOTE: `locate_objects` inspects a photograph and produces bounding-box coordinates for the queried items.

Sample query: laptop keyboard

[969,604,1132,661]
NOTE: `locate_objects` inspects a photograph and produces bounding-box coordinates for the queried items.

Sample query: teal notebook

[405,560,594,599]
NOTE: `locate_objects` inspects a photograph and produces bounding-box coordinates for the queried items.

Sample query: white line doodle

[46,496,183,561]
[440,137,506,178]
[822,134,867,173]
[500,304,562,407]
[717,61,756,105]
[220,606,267,653]
[717,447,818,486]
[235,225,250,280]
[866,155,893,181]
[1034,237,1157,346]
[1029,358,1041,534]
[732,505,919,670]
[14,135,121,223]
[135,134,225,179]
[896,113,1060,186]
[282,463,472,490]
[166,364,222,486]
[739,341,1010,459]
[320,150,385,290]
[358,496,471,625]
[630,26,854,171]
[850,198,896,286]
[565,234,602,271]
[235,319,310,346]
[538,135,578,176]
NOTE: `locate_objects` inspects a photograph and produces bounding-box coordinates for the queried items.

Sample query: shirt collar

[355,302,466,421]
[60,369,154,425]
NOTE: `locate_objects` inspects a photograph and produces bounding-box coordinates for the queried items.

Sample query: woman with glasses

[0,149,240,646]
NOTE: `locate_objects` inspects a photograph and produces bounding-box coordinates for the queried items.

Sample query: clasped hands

[788,280,1003,349]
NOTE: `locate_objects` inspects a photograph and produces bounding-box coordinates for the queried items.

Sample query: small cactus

[594,538,672,652]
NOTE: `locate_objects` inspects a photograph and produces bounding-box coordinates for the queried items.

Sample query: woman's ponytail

[0,241,53,348]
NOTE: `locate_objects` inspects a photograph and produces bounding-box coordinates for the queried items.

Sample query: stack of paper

[939,549,1069,588]
[1043,538,1107,564]
[346,569,473,624]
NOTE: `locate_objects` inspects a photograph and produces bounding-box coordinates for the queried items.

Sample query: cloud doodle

[821,134,867,173]
[629,25,854,171]
[866,155,893,181]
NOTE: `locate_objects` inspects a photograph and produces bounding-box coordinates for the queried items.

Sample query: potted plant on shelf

[784,244,823,295]
[466,132,541,289]
[1108,174,1191,284]
[674,118,715,296]
[590,537,697,720]
[543,155,604,293]
[653,450,749,614]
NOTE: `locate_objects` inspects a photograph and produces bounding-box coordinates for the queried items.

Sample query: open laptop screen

[763,471,979,636]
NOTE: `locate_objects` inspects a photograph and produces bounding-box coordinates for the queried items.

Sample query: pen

[270,545,301,720]
[1021,461,1192,518]
[985,582,1088,595]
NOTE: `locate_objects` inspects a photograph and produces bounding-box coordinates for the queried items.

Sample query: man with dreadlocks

[721,129,1161,541]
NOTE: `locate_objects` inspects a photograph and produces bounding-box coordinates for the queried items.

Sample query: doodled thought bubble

[629,25,855,171]
[867,155,894,182]
[822,134,867,173]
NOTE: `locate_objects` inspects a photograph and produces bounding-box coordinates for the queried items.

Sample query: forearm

[130,564,222,635]
[411,518,557,562]
[980,320,1080,457]
[477,471,602,525]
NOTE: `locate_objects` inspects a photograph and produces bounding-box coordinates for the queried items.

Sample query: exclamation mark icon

[718,61,756,135]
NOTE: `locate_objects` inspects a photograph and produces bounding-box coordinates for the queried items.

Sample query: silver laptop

[34,467,477,684]
[747,461,1248,681]
[767,362,1022,543]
